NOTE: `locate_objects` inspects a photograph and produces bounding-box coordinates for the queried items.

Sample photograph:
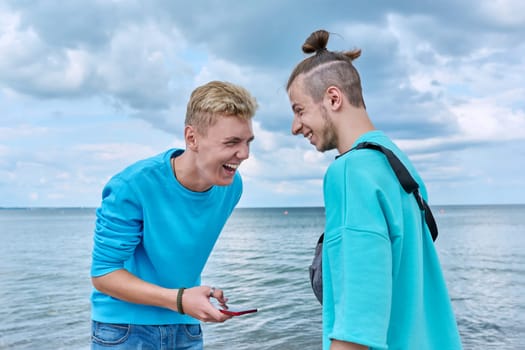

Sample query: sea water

[0,205,524,349]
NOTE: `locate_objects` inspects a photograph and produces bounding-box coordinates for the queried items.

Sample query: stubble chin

[317,136,337,152]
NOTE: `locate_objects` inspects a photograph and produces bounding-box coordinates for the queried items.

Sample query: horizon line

[1,203,524,210]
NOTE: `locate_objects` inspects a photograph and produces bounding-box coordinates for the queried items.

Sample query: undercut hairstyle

[287,29,366,109]
[185,81,258,134]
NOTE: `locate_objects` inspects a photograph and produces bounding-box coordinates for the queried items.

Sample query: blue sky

[1,0,524,208]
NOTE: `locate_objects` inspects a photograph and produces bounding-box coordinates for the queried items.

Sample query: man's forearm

[330,339,367,350]
[92,269,178,311]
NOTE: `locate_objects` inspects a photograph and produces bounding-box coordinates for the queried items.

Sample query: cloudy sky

[1,0,524,208]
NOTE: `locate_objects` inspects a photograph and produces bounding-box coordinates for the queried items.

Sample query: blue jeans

[91,321,203,350]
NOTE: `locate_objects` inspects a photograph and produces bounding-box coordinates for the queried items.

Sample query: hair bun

[302,29,330,54]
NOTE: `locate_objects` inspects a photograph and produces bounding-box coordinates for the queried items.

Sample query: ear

[324,86,343,111]
[184,125,199,151]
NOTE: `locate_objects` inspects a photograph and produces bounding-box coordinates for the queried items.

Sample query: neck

[335,106,375,154]
[172,152,212,192]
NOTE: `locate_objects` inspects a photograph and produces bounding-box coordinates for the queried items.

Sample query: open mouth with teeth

[306,132,314,144]
[223,163,239,174]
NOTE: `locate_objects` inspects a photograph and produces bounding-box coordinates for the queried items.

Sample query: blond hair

[185,81,258,134]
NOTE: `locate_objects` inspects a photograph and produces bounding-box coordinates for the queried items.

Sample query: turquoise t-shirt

[91,149,242,325]
[322,131,462,349]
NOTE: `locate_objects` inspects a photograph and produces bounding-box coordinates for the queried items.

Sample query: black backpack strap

[351,142,438,241]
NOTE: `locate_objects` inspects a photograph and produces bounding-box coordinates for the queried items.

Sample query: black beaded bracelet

[177,288,186,315]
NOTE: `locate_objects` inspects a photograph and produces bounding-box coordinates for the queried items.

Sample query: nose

[291,116,302,135]
[237,142,250,160]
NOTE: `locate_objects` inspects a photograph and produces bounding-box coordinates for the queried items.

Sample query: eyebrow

[224,135,255,142]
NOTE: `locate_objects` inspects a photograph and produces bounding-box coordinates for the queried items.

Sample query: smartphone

[219,305,258,316]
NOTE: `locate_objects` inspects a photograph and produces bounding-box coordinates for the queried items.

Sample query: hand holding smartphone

[219,304,258,316]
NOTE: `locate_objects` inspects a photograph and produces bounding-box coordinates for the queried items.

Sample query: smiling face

[288,77,338,152]
[191,114,254,187]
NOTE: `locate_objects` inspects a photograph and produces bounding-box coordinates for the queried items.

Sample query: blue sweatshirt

[323,131,462,349]
[91,149,242,325]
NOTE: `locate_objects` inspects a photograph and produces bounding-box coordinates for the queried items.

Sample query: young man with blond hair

[90,81,257,349]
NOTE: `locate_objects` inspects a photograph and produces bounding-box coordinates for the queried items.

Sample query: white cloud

[452,100,525,140]
[478,0,525,27]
